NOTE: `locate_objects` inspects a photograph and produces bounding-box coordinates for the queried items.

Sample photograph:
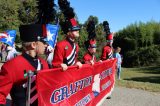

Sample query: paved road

[101,87,160,106]
[1,63,160,106]
[5,87,160,106]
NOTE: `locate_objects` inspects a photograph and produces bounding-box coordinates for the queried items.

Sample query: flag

[46,24,59,48]
[0,30,16,47]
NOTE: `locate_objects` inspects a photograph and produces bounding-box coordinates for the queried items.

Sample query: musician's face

[107,40,113,46]
[69,30,80,38]
[88,47,96,54]
[35,41,47,55]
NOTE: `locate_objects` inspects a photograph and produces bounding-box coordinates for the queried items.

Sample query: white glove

[61,63,68,71]
[76,62,82,69]
[90,60,94,65]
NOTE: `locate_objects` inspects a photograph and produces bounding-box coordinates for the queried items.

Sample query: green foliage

[18,0,37,24]
[124,45,160,67]
[114,20,160,67]
[0,0,21,43]
[0,1,159,68]
[0,1,105,62]
[153,27,160,45]
[0,0,20,30]
[77,27,88,61]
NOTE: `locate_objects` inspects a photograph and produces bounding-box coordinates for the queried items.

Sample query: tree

[18,0,37,24]
[0,0,20,31]
[114,20,160,67]
[84,15,99,27]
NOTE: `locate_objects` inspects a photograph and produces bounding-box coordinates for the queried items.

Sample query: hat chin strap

[67,33,75,42]
[67,37,75,42]
[106,42,112,46]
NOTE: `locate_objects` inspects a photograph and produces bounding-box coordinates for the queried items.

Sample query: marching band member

[52,0,82,71]
[101,21,114,60]
[0,24,49,106]
[83,20,97,65]
[0,0,57,105]
[83,39,97,65]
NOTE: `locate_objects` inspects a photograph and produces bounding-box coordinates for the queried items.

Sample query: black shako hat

[103,21,110,36]
[19,24,47,42]
[58,0,80,34]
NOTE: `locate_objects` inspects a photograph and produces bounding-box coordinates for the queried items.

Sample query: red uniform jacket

[52,39,79,67]
[0,55,48,105]
[83,53,96,64]
[101,45,113,60]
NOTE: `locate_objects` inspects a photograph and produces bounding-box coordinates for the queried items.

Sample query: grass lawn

[115,66,160,93]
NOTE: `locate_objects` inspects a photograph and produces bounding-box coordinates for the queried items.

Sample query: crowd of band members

[0,23,122,106]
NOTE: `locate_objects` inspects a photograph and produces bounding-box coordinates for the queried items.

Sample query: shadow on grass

[124,76,160,84]
[131,66,160,74]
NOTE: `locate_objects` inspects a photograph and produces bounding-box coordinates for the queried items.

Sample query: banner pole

[26,70,34,106]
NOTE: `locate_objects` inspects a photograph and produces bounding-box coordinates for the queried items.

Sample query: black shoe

[106,96,111,99]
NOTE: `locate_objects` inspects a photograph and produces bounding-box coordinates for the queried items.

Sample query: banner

[92,59,116,106]
[36,58,117,106]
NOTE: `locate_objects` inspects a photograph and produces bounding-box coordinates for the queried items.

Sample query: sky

[67,0,160,32]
